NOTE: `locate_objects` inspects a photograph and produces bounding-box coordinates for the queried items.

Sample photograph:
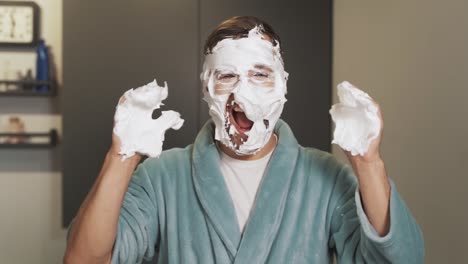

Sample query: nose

[232,78,262,117]
[232,75,251,95]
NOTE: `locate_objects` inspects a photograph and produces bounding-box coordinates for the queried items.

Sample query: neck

[218,133,277,161]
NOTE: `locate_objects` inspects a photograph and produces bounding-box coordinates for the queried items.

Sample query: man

[64,16,424,263]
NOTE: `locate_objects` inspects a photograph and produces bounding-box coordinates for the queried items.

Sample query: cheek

[251,82,276,95]
[214,83,233,95]
[248,76,275,89]
[263,80,275,88]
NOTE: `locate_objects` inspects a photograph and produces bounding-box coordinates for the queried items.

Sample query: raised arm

[64,79,183,264]
[64,138,142,264]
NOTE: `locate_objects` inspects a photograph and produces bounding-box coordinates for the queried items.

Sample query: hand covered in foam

[329,81,383,157]
[113,79,184,161]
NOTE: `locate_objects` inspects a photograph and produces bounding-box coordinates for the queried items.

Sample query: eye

[216,72,238,82]
[249,69,274,87]
[251,71,270,80]
[219,74,236,79]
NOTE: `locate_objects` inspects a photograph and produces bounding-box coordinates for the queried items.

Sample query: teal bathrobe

[73,120,424,263]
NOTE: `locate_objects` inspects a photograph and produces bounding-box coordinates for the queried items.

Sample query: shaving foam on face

[329,81,381,156]
[113,79,184,161]
[201,26,289,155]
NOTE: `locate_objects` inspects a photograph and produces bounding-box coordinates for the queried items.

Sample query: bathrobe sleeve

[328,164,425,263]
[110,161,160,264]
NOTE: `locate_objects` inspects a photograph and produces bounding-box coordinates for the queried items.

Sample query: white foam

[200,26,289,155]
[113,79,184,161]
[329,81,381,156]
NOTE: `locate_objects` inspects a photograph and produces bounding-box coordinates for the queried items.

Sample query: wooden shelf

[0,129,59,148]
[0,80,56,97]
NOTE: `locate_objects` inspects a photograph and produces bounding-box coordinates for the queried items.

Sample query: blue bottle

[36,39,49,92]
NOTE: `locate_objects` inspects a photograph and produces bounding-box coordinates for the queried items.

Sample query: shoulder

[298,146,347,175]
[298,146,357,189]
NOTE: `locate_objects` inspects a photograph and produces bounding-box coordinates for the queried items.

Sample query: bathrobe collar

[192,119,299,261]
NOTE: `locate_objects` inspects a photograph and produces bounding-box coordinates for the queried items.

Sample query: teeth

[232,104,244,112]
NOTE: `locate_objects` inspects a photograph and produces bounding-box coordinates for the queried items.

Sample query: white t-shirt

[217,142,275,234]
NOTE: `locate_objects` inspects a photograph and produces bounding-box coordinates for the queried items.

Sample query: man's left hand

[339,96,391,236]
[342,98,384,164]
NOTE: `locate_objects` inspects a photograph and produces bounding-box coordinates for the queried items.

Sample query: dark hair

[203,16,283,56]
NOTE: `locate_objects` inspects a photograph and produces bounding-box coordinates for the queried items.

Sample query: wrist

[351,157,389,190]
[105,150,142,169]
[350,157,384,173]
[350,154,383,166]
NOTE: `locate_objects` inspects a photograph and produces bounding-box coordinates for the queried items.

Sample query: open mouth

[231,105,254,133]
[226,97,253,134]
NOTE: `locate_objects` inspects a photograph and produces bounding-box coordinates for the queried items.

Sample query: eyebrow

[214,69,235,75]
[253,64,273,72]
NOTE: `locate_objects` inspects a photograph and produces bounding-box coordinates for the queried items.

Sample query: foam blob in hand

[113,79,184,160]
[329,81,381,156]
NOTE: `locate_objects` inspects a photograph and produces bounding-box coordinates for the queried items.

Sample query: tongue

[235,111,254,129]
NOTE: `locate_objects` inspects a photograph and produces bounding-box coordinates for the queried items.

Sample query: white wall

[0,0,65,263]
[333,0,468,263]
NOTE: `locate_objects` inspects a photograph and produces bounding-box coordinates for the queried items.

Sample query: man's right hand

[64,79,182,263]
[112,79,184,160]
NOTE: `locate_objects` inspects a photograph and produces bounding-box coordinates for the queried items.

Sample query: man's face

[201,26,288,155]
[213,63,276,147]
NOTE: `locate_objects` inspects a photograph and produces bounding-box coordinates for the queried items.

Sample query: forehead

[210,35,275,57]
[202,29,285,81]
